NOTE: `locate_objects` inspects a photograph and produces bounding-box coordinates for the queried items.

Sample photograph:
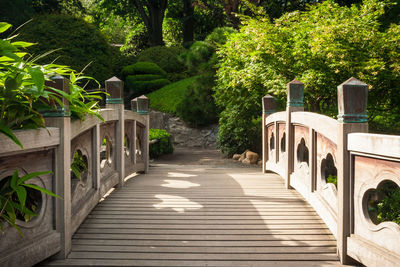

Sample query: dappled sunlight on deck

[153,194,203,213]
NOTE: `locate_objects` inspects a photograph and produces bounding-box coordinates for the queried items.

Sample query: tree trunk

[132,0,167,46]
[183,0,194,43]
[222,0,240,28]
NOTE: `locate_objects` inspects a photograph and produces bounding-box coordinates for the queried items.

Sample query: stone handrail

[0,76,150,267]
[262,78,400,265]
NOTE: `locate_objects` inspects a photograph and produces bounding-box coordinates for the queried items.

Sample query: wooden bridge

[1,76,400,267]
[44,154,340,266]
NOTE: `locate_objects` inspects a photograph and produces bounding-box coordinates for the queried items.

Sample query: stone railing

[0,76,150,267]
[262,78,400,265]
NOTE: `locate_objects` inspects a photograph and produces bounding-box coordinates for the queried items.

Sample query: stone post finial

[43,75,70,117]
[105,76,123,104]
[337,77,368,123]
[262,94,276,114]
[131,97,138,112]
[137,95,150,115]
[287,79,304,107]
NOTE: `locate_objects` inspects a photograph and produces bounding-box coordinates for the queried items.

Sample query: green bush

[127,74,164,82]
[125,77,170,95]
[17,14,117,85]
[176,73,218,127]
[121,62,167,79]
[149,129,173,158]
[137,46,186,74]
[214,0,400,155]
[147,76,199,114]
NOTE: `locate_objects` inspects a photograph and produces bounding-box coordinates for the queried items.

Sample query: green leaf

[0,123,23,148]
[15,186,27,207]
[10,170,18,190]
[11,41,35,48]
[22,184,61,199]
[18,171,52,185]
[28,66,45,92]
[5,77,19,91]
[0,23,11,34]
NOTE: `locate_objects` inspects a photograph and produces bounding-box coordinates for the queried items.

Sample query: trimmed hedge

[149,129,174,158]
[125,76,170,94]
[121,62,167,79]
[137,46,186,74]
[127,74,164,82]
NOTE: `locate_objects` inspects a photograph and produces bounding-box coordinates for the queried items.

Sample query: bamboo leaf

[18,171,52,185]
[15,186,27,207]
[21,184,61,199]
[0,123,23,148]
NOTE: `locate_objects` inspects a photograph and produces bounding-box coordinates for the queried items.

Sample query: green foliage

[137,46,187,75]
[327,175,338,187]
[149,128,173,158]
[368,181,400,225]
[215,0,400,155]
[120,22,149,56]
[127,74,164,82]
[17,14,117,85]
[125,77,170,95]
[176,73,219,127]
[121,62,167,79]
[147,76,199,114]
[0,22,101,235]
[0,170,60,235]
[71,151,87,180]
[377,184,400,225]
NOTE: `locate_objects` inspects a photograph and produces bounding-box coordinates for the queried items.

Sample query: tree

[131,0,168,46]
[183,0,194,43]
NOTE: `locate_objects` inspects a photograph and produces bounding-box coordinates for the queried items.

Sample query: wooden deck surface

[43,160,341,266]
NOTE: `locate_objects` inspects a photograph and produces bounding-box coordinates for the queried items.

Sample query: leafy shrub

[125,76,170,95]
[176,73,218,127]
[147,76,199,114]
[180,27,235,75]
[121,62,167,79]
[214,0,400,155]
[149,129,173,158]
[0,22,99,234]
[174,27,234,127]
[17,14,117,85]
[127,74,164,82]
[137,46,186,74]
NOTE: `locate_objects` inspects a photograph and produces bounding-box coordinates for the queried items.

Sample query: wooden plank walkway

[43,151,341,266]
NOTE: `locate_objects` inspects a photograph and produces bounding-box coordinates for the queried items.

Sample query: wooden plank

[82,218,325,225]
[76,228,333,235]
[73,233,335,241]
[86,215,322,220]
[43,259,342,266]
[72,239,337,247]
[78,223,329,230]
[89,210,318,216]
[71,245,336,254]
[67,251,339,261]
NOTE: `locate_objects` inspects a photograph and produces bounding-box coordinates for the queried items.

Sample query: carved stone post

[137,95,150,173]
[105,77,125,186]
[262,95,276,173]
[336,77,368,264]
[285,79,304,189]
[43,75,71,259]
